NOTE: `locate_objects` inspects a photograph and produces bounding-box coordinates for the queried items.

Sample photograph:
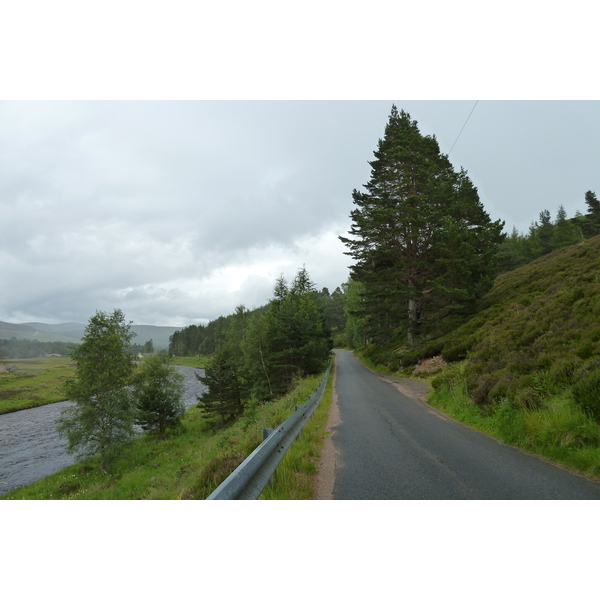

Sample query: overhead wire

[448,100,478,156]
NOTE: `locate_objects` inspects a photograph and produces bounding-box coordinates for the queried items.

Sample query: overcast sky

[1,100,598,326]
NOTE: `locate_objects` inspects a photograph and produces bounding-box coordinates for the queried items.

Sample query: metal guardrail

[206,362,332,500]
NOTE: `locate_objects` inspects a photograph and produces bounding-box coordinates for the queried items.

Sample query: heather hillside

[430,235,600,408]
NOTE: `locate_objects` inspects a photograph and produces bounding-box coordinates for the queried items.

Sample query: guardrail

[206,362,332,500]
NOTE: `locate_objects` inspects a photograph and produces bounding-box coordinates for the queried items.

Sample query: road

[330,350,600,499]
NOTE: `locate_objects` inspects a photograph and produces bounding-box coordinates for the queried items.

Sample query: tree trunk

[407,297,417,345]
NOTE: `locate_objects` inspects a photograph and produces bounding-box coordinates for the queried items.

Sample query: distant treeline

[169,268,346,424]
[497,190,600,273]
[0,338,76,359]
[169,283,345,357]
[0,337,155,359]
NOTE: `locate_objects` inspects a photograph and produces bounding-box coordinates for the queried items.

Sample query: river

[0,365,206,496]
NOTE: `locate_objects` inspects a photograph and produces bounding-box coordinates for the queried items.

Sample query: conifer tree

[197,346,245,426]
[340,106,504,346]
[133,355,185,437]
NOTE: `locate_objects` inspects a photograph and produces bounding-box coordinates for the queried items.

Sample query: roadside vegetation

[3,268,335,500]
[1,367,334,500]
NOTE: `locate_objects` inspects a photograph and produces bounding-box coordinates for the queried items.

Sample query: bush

[572,370,600,421]
[441,339,472,363]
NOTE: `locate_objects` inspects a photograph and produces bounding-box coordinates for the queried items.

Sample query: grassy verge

[0,357,76,415]
[352,350,600,481]
[2,365,334,500]
[260,363,334,499]
[428,364,600,481]
[169,356,209,368]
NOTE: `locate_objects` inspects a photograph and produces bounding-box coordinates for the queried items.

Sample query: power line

[448,100,478,156]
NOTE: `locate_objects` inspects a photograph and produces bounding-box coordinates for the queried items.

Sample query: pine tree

[553,205,580,249]
[196,346,245,426]
[133,355,185,437]
[582,190,600,237]
[340,106,504,346]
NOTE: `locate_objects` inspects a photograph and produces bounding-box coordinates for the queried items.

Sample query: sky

[1,99,598,327]
[1,1,598,331]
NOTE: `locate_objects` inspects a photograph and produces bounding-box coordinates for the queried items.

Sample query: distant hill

[1,321,183,349]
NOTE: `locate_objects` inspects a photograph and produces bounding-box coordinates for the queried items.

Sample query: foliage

[0,338,76,359]
[496,194,597,273]
[174,267,334,422]
[257,267,332,396]
[572,370,600,421]
[55,309,137,474]
[3,369,332,500]
[133,354,186,437]
[340,105,505,347]
[196,346,246,426]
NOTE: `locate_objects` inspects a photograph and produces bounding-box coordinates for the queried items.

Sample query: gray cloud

[1,101,598,326]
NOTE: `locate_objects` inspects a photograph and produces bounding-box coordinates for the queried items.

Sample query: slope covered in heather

[433,234,600,407]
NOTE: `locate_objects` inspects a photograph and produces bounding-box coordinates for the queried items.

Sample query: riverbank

[0,365,205,496]
[0,357,76,415]
[1,368,331,500]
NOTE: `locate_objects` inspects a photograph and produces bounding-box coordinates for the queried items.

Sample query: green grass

[260,365,334,499]
[427,369,600,481]
[1,365,334,500]
[0,357,76,415]
[169,356,209,368]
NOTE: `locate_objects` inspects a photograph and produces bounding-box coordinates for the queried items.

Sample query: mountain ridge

[0,321,183,349]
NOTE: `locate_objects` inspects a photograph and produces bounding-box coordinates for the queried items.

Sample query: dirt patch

[314,365,340,500]
[379,374,432,402]
[0,389,23,400]
[412,355,446,376]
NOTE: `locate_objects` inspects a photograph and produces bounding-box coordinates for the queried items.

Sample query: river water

[0,365,206,496]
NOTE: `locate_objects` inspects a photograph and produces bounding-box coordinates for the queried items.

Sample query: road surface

[328,350,600,499]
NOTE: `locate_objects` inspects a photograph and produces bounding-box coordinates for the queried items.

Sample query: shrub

[442,339,472,363]
[572,370,600,421]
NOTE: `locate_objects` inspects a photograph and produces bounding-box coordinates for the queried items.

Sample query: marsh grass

[2,367,333,500]
[0,357,76,415]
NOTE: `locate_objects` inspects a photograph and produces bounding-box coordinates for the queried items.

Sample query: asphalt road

[332,350,600,499]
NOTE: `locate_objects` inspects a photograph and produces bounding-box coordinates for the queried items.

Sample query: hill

[425,234,600,407]
[1,321,183,349]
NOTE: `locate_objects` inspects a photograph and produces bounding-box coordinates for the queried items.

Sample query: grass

[169,356,209,368]
[0,357,76,415]
[1,363,334,500]
[260,364,334,500]
[427,366,600,481]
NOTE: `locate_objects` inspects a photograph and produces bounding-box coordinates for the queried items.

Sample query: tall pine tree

[340,106,504,346]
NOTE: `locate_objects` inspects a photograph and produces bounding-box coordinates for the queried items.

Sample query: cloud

[1,100,599,326]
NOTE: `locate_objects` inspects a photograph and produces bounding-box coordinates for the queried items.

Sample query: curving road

[331,350,600,499]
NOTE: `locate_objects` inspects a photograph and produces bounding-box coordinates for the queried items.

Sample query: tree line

[0,338,75,359]
[0,336,155,360]
[189,267,334,425]
[497,191,599,272]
